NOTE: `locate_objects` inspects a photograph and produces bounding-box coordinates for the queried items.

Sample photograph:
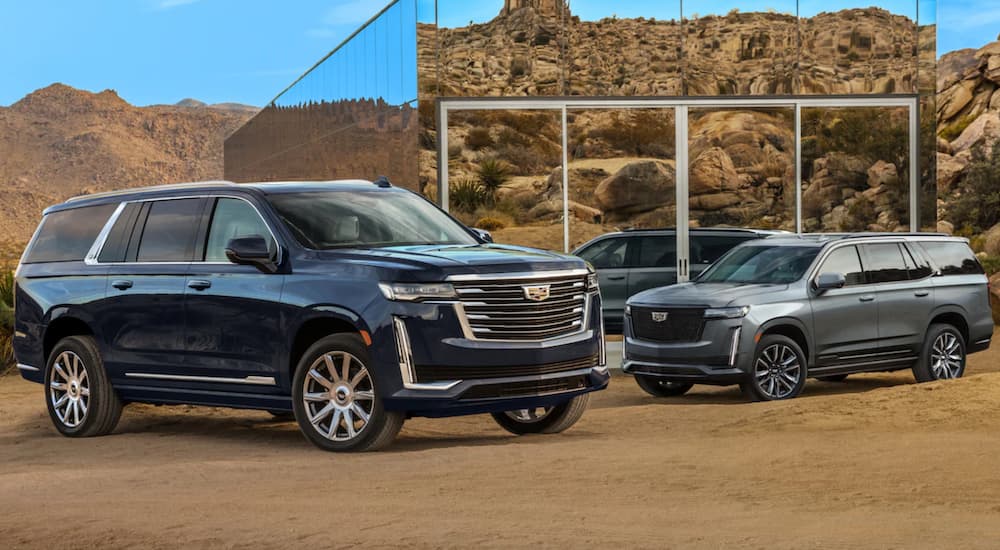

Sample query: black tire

[291,333,404,452]
[817,374,849,383]
[490,393,590,435]
[44,335,123,437]
[913,324,966,382]
[267,410,295,421]
[634,375,694,397]
[741,334,807,401]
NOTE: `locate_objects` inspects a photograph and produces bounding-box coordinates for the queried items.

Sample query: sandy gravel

[3,332,1000,549]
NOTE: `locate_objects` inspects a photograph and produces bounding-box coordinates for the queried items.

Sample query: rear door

[860,242,935,358]
[182,197,285,384]
[98,197,206,379]
[576,236,632,330]
[809,244,879,366]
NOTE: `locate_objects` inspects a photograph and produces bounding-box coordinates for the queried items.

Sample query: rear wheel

[44,335,123,437]
[913,324,966,382]
[634,375,694,397]
[491,394,590,435]
[292,334,404,452]
[741,335,806,401]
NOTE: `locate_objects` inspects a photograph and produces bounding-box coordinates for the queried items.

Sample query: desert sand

[3,332,1000,548]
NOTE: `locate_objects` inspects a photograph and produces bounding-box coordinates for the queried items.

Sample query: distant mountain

[0,84,254,244]
[173,97,259,114]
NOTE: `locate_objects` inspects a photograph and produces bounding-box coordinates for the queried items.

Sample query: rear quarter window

[920,241,984,276]
[23,203,118,263]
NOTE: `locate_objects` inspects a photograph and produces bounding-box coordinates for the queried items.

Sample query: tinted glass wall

[225,1,419,189]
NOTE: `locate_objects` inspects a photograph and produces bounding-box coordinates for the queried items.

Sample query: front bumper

[621,310,751,386]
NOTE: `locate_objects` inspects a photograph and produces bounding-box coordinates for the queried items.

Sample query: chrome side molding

[124,373,277,385]
[17,363,40,372]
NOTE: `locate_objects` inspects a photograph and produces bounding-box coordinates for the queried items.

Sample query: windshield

[696,245,820,284]
[267,190,479,250]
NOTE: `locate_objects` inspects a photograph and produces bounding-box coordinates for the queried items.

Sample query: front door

[809,244,879,367]
[183,197,285,384]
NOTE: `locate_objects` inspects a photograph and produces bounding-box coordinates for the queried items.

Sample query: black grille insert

[630,307,705,342]
[459,375,590,400]
[415,354,598,383]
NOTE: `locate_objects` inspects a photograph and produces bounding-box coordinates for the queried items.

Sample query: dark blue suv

[13,180,608,451]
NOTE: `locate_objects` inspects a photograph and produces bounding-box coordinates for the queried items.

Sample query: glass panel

[437,0,566,96]
[862,243,910,283]
[567,1,682,96]
[225,1,420,190]
[137,199,204,262]
[917,0,937,231]
[566,108,675,250]
[682,2,797,95]
[800,107,910,232]
[24,204,117,264]
[445,109,563,250]
[799,1,918,94]
[205,199,275,262]
[688,108,795,231]
[818,245,865,286]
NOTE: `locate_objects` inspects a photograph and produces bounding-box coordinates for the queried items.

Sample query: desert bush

[510,56,530,77]
[1,270,13,374]
[475,216,507,231]
[801,107,907,174]
[476,158,511,197]
[588,111,675,158]
[447,143,463,160]
[493,144,554,176]
[947,143,1000,234]
[466,127,493,150]
[844,196,877,232]
[450,179,489,213]
[939,114,977,142]
[979,255,1000,276]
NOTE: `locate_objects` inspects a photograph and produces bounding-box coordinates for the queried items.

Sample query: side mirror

[814,272,846,293]
[471,228,494,243]
[225,236,278,273]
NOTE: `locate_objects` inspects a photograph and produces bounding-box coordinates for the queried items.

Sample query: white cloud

[157,0,201,10]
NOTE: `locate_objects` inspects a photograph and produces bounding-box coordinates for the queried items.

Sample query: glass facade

[226,0,938,255]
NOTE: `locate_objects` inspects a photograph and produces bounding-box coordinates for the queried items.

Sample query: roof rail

[65,181,236,203]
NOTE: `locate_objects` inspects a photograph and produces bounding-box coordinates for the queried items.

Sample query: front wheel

[634,375,693,397]
[491,394,591,435]
[913,324,966,382]
[741,334,807,401]
[292,334,404,452]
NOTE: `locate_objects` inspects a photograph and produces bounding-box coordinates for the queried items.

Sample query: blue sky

[0,1,992,107]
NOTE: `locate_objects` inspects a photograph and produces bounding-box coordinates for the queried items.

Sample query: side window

[577,237,629,269]
[691,235,754,265]
[862,243,910,284]
[98,203,142,263]
[817,245,865,286]
[204,198,276,262]
[920,241,985,275]
[135,198,205,262]
[635,236,677,269]
[902,243,933,279]
[23,203,118,263]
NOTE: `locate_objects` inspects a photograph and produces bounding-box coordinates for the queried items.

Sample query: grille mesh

[630,307,705,342]
[415,354,598,383]
[454,274,588,341]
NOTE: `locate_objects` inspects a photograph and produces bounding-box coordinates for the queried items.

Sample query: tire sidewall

[919,325,966,381]
[43,336,107,437]
[634,375,694,397]
[490,393,589,435]
[291,333,393,452]
[745,334,807,401]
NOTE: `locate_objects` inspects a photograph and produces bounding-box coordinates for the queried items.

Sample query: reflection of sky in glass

[917,0,935,25]
[570,0,679,20]
[273,0,417,108]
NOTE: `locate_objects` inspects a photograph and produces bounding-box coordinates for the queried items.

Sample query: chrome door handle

[914,290,930,297]
[859,295,875,302]
[187,280,212,291]
[111,280,133,290]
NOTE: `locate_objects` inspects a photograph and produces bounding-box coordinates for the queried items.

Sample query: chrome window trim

[16,363,40,372]
[809,238,952,287]
[124,373,276,385]
[85,194,283,267]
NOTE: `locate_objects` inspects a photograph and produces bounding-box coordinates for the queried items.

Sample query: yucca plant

[476,158,511,203]
[450,179,488,213]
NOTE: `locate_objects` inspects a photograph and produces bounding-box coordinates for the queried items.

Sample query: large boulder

[938,80,975,121]
[866,160,899,189]
[951,111,1000,153]
[990,272,1000,325]
[594,160,676,218]
[983,223,1000,257]
[812,153,869,188]
[936,152,969,194]
[689,147,740,196]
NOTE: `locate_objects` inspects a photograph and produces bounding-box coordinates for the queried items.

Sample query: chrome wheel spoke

[310,403,335,426]
[354,390,374,401]
[304,392,329,403]
[328,410,342,439]
[350,403,370,423]
[303,350,374,442]
[308,369,333,389]
[323,354,340,382]
[343,409,357,438]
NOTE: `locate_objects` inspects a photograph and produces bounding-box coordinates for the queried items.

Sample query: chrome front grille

[452,273,589,341]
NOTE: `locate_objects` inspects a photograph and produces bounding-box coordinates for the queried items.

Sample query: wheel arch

[42,310,97,365]
[926,306,970,345]
[757,318,812,366]
[288,306,372,383]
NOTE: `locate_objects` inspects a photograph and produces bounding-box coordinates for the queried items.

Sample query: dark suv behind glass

[14,181,609,451]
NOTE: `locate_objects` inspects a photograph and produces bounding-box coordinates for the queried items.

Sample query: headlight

[379,282,457,302]
[586,272,599,292]
[703,306,750,319]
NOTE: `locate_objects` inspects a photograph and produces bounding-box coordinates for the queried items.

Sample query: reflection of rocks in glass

[225,99,418,191]
[799,8,917,94]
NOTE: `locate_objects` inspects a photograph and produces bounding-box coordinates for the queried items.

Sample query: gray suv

[622,234,993,401]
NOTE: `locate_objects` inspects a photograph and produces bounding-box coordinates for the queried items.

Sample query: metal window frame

[437,95,921,281]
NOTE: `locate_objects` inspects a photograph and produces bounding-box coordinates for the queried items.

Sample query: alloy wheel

[504,407,553,423]
[49,351,90,428]
[301,352,375,441]
[754,343,802,399]
[930,332,963,379]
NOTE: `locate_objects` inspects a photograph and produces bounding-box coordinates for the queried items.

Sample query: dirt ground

[3,331,1000,549]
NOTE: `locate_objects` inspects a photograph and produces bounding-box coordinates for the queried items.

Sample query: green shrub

[476,158,511,197]
[450,179,489,213]
[939,114,977,142]
[980,255,1000,276]
[475,216,507,231]
[465,127,493,150]
[947,143,1000,234]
